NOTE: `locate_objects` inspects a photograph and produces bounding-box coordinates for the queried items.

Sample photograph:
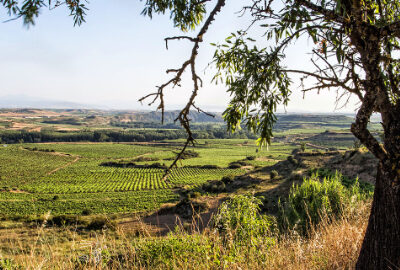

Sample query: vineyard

[23,167,244,193]
[0,141,289,216]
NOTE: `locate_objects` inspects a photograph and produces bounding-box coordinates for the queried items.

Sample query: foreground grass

[0,200,369,269]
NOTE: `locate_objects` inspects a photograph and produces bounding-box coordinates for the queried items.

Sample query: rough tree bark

[353,96,400,268]
[356,160,400,269]
[346,12,400,267]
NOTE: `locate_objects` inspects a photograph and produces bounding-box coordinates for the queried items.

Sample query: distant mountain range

[0,94,381,123]
[0,95,100,109]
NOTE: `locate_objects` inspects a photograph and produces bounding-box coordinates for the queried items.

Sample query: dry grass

[0,201,370,269]
[261,205,369,270]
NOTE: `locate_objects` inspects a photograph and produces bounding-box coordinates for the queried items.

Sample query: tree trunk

[356,161,400,269]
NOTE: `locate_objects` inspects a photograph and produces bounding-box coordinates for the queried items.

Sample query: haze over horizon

[1,0,360,114]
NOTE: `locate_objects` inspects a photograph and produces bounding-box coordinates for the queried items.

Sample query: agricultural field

[0,140,291,217]
[0,111,380,218]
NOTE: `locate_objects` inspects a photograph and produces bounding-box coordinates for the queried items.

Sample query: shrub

[200,164,219,169]
[132,156,159,162]
[202,180,226,193]
[82,209,92,216]
[270,170,279,179]
[175,198,208,218]
[216,182,226,192]
[86,217,115,231]
[50,215,84,227]
[310,168,374,196]
[187,191,201,199]
[300,142,306,152]
[172,150,200,159]
[287,155,298,166]
[212,195,276,247]
[228,160,250,169]
[278,172,363,235]
[228,163,242,169]
[291,148,301,155]
[221,175,234,184]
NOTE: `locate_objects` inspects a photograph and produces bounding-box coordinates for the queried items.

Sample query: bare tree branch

[140,0,226,180]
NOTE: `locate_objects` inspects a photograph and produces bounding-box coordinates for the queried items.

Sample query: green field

[0,141,291,216]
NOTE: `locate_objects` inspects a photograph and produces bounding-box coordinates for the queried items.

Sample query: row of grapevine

[22,167,244,193]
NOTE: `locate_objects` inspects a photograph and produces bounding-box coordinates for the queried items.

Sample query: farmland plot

[0,142,265,216]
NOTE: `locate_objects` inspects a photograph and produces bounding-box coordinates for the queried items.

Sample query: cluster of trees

[42,118,83,126]
[0,128,256,144]
[110,121,223,130]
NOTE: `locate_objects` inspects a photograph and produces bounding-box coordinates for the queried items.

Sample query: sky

[0,0,360,113]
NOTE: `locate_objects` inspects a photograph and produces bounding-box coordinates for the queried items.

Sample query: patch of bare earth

[9,122,36,130]
[9,189,30,194]
[256,156,277,162]
[55,127,80,131]
[119,195,223,236]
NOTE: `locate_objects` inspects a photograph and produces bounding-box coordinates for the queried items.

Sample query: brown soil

[119,196,223,236]
[55,127,80,131]
[9,189,30,194]
[10,122,36,130]
[255,157,277,162]
[0,109,67,118]
[30,127,42,132]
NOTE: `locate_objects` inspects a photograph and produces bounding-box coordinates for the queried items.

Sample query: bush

[310,168,374,195]
[202,180,226,193]
[278,172,363,235]
[270,170,279,179]
[175,198,208,218]
[246,156,256,160]
[291,148,301,155]
[300,142,306,152]
[187,191,201,199]
[228,160,250,168]
[199,164,219,169]
[221,175,234,184]
[228,163,242,169]
[212,195,276,247]
[287,155,299,166]
[50,215,84,227]
[86,217,115,231]
[132,156,159,162]
[82,209,92,216]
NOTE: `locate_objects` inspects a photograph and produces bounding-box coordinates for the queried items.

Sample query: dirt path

[19,146,81,175]
[47,156,80,175]
[305,143,329,151]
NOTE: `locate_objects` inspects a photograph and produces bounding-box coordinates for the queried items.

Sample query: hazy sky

[0,0,359,113]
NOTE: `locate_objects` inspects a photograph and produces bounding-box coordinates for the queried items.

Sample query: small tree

[300,143,306,152]
[270,170,279,179]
